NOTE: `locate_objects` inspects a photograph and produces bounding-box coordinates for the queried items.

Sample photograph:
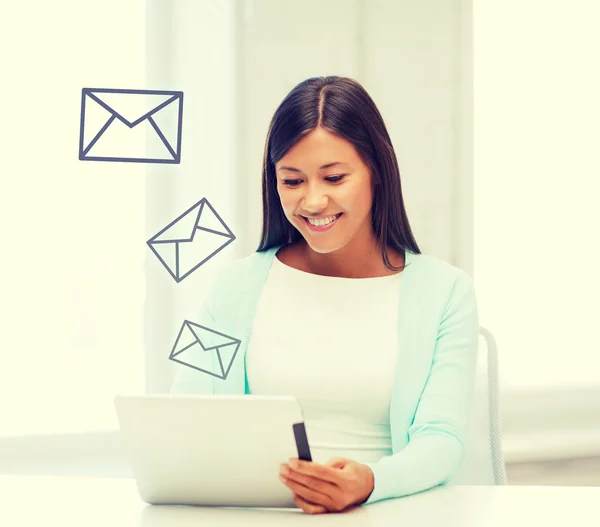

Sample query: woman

[171,76,479,514]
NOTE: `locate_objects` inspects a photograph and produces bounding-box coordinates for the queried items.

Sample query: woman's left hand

[279,456,375,514]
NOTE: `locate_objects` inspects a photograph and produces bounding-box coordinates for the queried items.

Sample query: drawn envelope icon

[78,87,184,164]
[147,198,235,283]
[169,320,241,380]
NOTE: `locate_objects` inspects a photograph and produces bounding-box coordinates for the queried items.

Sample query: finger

[293,494,328,515]
[282,475,335,510]
[283,468,338,500]
[288,459,343,484]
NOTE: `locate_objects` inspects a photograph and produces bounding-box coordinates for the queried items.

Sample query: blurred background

[0,0,598,485]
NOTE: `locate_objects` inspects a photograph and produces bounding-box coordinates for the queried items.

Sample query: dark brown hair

[257,76,420,271]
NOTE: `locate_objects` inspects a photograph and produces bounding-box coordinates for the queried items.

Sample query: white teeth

[307,214,338,226]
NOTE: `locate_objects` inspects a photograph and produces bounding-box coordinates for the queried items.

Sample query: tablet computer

[114,394,312,508]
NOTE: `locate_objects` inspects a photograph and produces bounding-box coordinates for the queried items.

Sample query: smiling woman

[171,76,480,514]
[257,77,419,278]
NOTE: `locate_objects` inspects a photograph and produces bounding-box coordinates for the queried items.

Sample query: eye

[282,179,302,187]
[325,174,346,183]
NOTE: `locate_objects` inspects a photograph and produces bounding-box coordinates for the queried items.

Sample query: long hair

[257,76,420,271]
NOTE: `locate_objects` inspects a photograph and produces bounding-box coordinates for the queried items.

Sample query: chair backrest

[450,326,507,485]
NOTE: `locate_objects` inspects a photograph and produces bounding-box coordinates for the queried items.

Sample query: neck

[300,237,398,279]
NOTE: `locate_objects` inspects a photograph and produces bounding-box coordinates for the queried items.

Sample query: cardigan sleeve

[363,271,480,504]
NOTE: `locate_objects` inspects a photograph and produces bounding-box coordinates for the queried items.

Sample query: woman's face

[275,127,374,254]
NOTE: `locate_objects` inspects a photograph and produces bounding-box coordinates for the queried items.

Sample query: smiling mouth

[301,213,343,229]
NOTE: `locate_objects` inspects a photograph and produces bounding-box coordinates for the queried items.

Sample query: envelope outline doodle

[169,320,241,380]
[78,87,184,164]
[146,197,235,283]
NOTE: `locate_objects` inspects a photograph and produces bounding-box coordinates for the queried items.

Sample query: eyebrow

[277,162,349,173]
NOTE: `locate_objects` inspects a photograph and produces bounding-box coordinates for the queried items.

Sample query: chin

[302,238,347,255]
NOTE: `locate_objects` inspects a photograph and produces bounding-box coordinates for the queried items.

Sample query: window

[0,1,147,436]
[473,2,600,391]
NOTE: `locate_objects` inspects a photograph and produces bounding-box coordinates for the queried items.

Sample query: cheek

[278,189,296,216]
[358,183,374,214]
[341,185,372,216]
[360,190,374,215]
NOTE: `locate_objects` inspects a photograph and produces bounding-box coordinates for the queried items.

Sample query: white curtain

[473,0,600,461]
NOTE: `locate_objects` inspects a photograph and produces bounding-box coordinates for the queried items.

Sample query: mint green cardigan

[171,244,479,505]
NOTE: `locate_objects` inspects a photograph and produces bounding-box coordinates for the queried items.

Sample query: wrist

[359,465,375,504]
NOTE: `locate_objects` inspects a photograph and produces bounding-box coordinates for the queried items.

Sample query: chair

[450,326,508,485]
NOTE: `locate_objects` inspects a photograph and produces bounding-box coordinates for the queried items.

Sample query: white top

[246,254,403,465]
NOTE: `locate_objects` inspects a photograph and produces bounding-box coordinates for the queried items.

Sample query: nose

[301,182,329,213]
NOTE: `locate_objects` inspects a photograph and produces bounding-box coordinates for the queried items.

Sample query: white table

[1,475,598,526]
